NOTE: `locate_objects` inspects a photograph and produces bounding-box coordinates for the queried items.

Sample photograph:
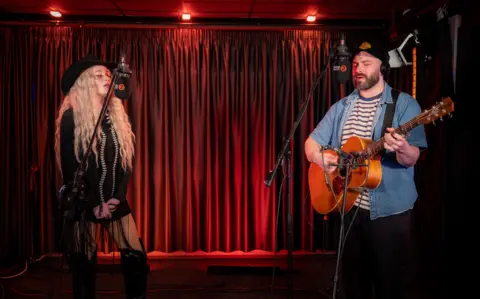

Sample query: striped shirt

[341,94,381,210]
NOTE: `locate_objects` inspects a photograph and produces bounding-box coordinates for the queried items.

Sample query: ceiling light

[181,13,191,21]
[306,15,316,22]
[50,10,62,18]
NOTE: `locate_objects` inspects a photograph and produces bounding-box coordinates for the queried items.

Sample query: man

[304,40,427,299]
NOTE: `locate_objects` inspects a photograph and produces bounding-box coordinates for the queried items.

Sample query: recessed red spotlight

[181,13,191,21]
[306,15,316,22]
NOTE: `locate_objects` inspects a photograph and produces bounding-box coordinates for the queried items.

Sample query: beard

[354,72,380,90]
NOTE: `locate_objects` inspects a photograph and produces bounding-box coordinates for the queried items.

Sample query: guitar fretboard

[355,114,422,163]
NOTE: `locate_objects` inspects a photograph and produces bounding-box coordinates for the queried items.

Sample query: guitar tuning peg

[448,113,453,118]
[432,120,436,126]
[440,117,443,121]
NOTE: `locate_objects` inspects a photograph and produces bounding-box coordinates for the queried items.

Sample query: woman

[54,55,148,299]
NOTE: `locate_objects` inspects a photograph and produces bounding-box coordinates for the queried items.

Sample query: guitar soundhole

[332,173,352,195]
[332,177,345,195]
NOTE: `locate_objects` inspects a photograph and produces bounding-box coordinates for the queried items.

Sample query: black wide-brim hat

[61,54,117,96]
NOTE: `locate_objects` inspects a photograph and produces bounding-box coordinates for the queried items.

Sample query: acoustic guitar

[308,97,454,215]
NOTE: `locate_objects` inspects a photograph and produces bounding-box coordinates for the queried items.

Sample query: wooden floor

[0,252,443,299]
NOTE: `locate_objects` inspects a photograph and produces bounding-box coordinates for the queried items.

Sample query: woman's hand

[93,202,112,219]
[106,198,120,213]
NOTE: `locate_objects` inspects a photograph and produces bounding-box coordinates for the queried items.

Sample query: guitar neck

[358,115,421,160]
[352,96,454,162]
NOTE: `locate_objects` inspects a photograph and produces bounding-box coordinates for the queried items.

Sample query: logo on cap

[359,42,371,50]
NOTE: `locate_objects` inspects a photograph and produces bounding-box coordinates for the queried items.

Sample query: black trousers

[339,206,413,299]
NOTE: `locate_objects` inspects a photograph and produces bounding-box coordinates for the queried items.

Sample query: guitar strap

[381,88,399,136]
[379,88,400,155]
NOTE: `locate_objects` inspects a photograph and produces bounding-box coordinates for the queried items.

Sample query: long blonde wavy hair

[54,66,135,175]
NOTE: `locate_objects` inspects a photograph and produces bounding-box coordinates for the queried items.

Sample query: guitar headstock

[418,97,454,125]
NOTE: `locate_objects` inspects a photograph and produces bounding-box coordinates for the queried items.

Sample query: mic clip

[335,37,352,59]
[115,56,132,78]
[321,145,350,159]
[321,145,360,175]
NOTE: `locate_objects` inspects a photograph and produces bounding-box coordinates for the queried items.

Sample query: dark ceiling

[0,0,454,27]
[0,0,447,20]
[0,0,408,19]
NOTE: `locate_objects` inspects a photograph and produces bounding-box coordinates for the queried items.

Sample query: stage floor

[0,252,442,299]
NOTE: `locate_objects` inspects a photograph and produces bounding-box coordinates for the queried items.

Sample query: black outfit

[59,108,132,221]
[59,108,148,299]
[340,206,413,299]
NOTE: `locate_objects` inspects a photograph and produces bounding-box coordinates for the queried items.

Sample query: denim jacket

[309,82,428,219]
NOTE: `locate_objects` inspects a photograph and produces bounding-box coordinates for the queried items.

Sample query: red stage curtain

[0,26,353,259]
[0,23,452,274]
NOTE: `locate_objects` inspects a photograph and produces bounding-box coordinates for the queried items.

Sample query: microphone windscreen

[333,59,351,84]
[114,76,131,100]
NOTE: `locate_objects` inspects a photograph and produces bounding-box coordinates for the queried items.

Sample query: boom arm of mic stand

[264,50,334,187]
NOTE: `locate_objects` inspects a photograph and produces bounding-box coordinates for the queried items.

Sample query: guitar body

[308,136,383,215]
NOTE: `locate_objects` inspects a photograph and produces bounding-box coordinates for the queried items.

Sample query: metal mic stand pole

[264,49,334,299]
[331,158,351,299]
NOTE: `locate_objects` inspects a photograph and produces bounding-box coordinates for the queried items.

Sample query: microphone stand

[330,157,351,299]
[60,58,132,254]
[264,48,335,299]
[328,153,369,299]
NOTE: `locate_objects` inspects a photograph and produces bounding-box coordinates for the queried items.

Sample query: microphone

[333,34,352,84]
[114,76,131,100]
[322,145,350,159]
[113,54,132,100]
[322,145,354,177]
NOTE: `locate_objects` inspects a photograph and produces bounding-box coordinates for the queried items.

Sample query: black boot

[120,240,148,299]
[68,252,97,299]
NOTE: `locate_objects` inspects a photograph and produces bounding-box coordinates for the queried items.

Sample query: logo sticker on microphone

[118,84,125,91]
[340,65,347,72]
